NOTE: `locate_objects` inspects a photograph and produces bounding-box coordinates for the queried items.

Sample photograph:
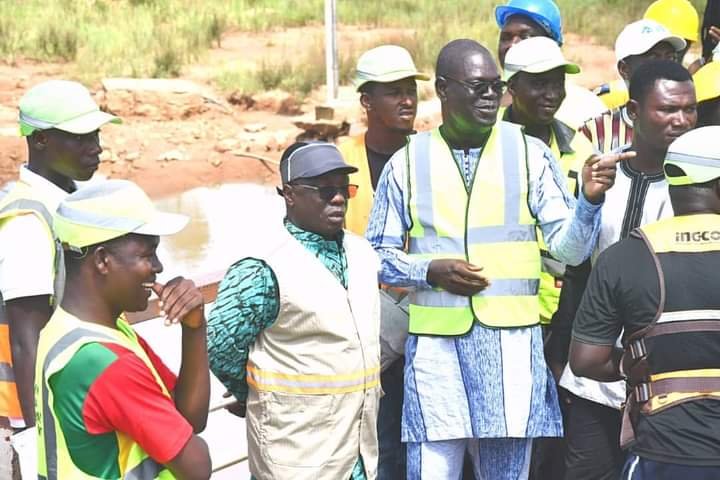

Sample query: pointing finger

[592,151,636,170]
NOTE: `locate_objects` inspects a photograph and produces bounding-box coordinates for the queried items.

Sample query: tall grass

[215,36,356,97]
[0,0,706,90]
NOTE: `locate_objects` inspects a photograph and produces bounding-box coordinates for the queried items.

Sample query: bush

[36,24,78,61]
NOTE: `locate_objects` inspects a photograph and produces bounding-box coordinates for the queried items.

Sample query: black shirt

[365,146,393,191]
[573,234,720,466]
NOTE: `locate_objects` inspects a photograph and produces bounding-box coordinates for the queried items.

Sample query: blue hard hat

[495,0,563,45]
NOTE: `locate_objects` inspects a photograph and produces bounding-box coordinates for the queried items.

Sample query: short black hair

[358,81,377,95]
[629,60,692,103]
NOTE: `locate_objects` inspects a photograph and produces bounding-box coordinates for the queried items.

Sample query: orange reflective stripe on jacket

[0,320,21,418]
[247,363,380,395]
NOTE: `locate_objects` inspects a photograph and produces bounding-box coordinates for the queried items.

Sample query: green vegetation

[0,0,706,93]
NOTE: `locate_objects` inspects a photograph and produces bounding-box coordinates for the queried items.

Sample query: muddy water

[153,183,285,281]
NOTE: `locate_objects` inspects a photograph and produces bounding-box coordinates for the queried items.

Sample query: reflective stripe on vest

[38,322,170,479]
[537,131,584,323]
[247,363,380,394]
[0,197,62,420]
[0,197,65,303]
[407,124,540,334]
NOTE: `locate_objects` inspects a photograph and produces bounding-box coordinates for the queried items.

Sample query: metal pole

[324,0,338,102]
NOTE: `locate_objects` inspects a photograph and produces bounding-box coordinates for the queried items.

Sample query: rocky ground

[0,30,615,199]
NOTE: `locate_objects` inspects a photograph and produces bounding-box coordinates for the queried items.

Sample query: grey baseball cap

[279,142,357,184]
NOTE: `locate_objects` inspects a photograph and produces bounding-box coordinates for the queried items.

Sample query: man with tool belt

[570,126,720,479]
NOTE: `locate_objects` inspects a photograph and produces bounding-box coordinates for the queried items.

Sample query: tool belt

[619,229,720,449]
[621,333,720,448]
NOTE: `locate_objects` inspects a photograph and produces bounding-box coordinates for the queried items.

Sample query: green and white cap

[19,80,121,136]
[55,180,188,251]
[354,45,430,91]
[664,126,720,186]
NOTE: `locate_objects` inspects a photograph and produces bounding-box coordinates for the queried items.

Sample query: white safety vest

[245,228,381,480]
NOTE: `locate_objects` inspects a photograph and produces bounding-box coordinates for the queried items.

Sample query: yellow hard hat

[644,0,699,43]
[693,61,720,103]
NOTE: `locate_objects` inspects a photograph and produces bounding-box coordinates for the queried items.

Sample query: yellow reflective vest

[338,134,374,236]
[501,109,595,323]
[0,180,63,421]
[406,123,541,334]
[35,308,175,479]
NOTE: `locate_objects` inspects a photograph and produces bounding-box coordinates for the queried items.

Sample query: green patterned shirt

[207,219,365,480]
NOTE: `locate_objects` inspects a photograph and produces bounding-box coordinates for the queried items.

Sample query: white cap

[664,127,720,186]
[354,45,430,91]
[503,37,580,82]
[615,19,686,63]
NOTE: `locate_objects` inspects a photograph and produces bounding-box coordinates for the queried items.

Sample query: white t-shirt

[0,167,70,301]
[0,214,55,300]
[560,151,673,409]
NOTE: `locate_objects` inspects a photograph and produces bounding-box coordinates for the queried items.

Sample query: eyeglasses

[290,183,359,201]
[442,76,507,96]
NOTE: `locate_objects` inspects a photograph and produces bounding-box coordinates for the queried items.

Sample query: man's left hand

[581,151,636,204]
[221,391,247,417]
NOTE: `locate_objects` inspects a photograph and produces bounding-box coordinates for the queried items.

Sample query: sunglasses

[291,183,359,201]
[442,76,507,96]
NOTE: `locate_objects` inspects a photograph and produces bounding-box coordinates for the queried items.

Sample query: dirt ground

[0,28,616,199]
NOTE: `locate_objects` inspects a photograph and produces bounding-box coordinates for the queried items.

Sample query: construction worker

[208,142,381,480]
[340,45,428,233]
[495,0,606,128]
[338,44,428,480]
[503,37,594,324]
[644,0,699,63]
[569,125,720,479]
[0,80,119,478]
[35,180,211,479]
[694,61,720,126]
[366,38,630,479]
[549,60,697,479]
[501,36,596,479]
[593,19,685,113]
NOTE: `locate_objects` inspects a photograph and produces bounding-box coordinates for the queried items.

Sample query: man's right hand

[426,259,489,297]
[152,278,205,329]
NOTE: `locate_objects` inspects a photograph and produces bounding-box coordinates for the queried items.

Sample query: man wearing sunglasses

[208,142,382,480]
[366,38,631,479]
